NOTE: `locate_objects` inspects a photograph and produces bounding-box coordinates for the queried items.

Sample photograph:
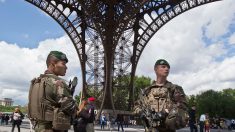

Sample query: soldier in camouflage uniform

[28,51,77,132]
[134,59,188,132]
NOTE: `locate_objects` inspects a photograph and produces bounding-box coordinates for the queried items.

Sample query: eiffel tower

[25,0,221,112]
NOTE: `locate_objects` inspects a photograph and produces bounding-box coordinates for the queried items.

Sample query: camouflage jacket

[134,81,187,114]
[42,74,76,115]
[134,81,188,130]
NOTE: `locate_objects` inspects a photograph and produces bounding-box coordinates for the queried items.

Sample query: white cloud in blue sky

[0,0,235,105]
[229,33,235,45]
[137,0,235,95]
[0,37,81,105]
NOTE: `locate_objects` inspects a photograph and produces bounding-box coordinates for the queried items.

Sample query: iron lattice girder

[77,0,149,43]
[25,0,221,110]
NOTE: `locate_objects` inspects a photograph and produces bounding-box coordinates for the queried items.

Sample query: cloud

[136,0,235,95]
[0,36,81,106]
[229,33,235,45]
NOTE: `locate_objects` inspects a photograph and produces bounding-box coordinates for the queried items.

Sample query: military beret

[154,59,170,68]
[48,51,68,63]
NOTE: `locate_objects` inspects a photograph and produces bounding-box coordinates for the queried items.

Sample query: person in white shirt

[11,107,23,132]
[199,114,206,132]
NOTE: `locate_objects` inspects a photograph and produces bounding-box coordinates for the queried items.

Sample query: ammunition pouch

[52,108,71,130]
[165,107,187,130]
[60,98,76,115]
[141,109,167,128]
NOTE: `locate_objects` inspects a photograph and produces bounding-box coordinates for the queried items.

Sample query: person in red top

[86,97,96,132]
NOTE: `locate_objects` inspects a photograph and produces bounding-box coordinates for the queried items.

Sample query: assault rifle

[139,89,167,128]
[141,107,167,128]
[69,77,78,96]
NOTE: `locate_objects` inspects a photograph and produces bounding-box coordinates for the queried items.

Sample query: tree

[76,75,152,110]
[187,95,197,107]
[133,76,151,100]
[194,88,235,118]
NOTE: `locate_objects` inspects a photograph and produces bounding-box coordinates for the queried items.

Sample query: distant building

[0,98,13,106]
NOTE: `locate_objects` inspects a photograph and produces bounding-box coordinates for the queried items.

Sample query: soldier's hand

[165,109,169,113]
[134,108,142,114]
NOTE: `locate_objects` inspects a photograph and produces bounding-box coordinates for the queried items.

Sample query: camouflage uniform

[134,81,188,132]
[34,73,76,132]
[28,51,76,132]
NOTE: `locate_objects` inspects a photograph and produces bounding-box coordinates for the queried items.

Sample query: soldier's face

[155,65,169,77]
[53,60,67,76]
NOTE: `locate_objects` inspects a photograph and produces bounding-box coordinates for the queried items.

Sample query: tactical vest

[141,81,188,130]
[142,82,175,112]
[28,74,73,130]
[28,75,54,121]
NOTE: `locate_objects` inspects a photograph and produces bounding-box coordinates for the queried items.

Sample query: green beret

[154,59,170,68]
[48,51,68,63]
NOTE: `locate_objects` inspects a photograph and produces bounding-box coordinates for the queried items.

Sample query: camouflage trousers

[145,127,176,132]
[35,121,68,132]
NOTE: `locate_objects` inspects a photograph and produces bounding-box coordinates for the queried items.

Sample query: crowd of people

[0,107,24,132]
[188,105,235,132]
[0,113,10,125]
[73,96,138,132]
[97,112,135,131]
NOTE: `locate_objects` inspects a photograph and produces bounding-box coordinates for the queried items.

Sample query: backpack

[28,75,54,121]
[28,74,72,130]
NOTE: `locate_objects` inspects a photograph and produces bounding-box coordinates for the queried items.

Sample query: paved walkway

[0,124,145,132]
[1,124,235,132]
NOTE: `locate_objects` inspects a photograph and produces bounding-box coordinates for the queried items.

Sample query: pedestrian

[116,114,124,132]
[188,105,197,132]
[204,113,210,132]
[231,119,235,129]
[134,59,188,132]
[1,114,5,125]
[74,100,90,132]
[0,113,2,125]
[124,115,129,127]
[106,116,111,130]
[11,108,23,132]
[100,112,106,130]
[83,97,95,132]
[199,113,206,132]
[28,51,77,132]
[5,114,9,125]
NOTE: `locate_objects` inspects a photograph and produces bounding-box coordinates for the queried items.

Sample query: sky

[0,0,235,106]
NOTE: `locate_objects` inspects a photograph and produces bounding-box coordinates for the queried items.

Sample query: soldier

[188,105,197,132]
[134,59,188,132]
[28,51,77,132]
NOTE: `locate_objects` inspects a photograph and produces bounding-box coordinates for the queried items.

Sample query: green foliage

[0,105,27,113]
[78,75,151,111]
[187,88,235,119]
[133,76,151,100]
[75,88,103,109]
[187,95,197,107]
[74,92,82,105]
[112,75,151,110]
